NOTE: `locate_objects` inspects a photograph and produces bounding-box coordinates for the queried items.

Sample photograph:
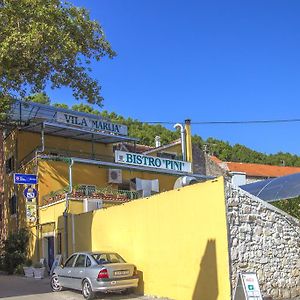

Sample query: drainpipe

[185,119,193,164]
[40,123,45,153]
[35,122,45,260]
[63,159,74,259]
[174,123,186,161]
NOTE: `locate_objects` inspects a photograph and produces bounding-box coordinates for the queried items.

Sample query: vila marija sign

[115,150,192,173]
[56,112,128,135]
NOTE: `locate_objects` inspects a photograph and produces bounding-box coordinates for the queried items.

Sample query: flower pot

[23,266,34,277]
[33,267,46,279]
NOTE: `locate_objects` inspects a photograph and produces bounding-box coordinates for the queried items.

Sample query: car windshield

[92,253,126,265]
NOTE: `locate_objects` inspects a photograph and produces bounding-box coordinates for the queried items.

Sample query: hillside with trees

[23,95,300,167]
[19,96,300,219]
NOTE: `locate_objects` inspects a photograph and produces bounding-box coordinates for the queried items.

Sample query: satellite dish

[174,176,199,189]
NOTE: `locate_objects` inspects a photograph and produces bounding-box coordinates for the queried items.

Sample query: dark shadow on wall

[192,239,218,300]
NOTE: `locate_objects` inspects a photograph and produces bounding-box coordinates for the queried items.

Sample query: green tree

[272,197,300,219]
[53,103,69,109]
[25,92,51,105]
[0,0,116,120]
[72,103,100,115]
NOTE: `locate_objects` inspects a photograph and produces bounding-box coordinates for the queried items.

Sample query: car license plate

[114,270,129,276]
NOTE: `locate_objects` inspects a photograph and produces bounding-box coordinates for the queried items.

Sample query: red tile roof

[210,155,223,164]
[225,161,300,178]
[209,155,300,177]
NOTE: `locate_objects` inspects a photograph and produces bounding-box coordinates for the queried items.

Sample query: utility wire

[143,118,300,125]
[13,101,300,126]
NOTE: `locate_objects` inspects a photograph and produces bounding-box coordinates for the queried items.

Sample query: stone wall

[226,183,300,299]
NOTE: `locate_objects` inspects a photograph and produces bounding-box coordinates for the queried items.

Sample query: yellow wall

[17,131,113,163]
[3,129,37,233]
[146,143,182,157]
[38,159,179,199]
[72,177,231,300]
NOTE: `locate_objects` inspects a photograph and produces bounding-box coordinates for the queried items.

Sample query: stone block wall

[226,183,300,299]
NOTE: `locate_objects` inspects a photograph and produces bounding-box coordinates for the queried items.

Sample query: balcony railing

[18,146,115,170]
[41,185,139,207]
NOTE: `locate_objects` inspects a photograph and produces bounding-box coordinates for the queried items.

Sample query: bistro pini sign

[56,112,128,136]
[115,150,192,173]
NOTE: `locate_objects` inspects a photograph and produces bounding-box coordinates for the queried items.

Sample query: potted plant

[33,261,46,279]
[23,259,34,277]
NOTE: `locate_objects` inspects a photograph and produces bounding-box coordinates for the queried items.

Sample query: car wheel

[82,279,95,300]
[50,274,62,292]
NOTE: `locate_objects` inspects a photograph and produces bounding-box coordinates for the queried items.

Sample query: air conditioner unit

[108,169,122,184]
[130,178,159,197]
[83,199,103,212]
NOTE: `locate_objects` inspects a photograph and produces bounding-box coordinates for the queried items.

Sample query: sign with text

[14,173,38,185]
[23,187,37,200]
[50,255,63,276]
[234,272,263,300]
[26,203,37,223]
[115,150,192,173]
[56,112,128,136]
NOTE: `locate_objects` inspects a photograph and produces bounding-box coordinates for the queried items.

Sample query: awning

[240,172,300,202]
[22,121,139,144]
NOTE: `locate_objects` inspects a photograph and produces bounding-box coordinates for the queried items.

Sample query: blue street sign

[14,173,38,185]
[23,187,37,200]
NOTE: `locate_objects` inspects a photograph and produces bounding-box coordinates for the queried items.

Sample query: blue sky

[46,0,300,155]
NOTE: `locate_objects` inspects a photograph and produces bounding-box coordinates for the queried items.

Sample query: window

[64,254,77,268]
[92,253,126,265]
[9,195,17,215]
[5,156,14,174]
[86,257,91,267]
[74,254,86,268]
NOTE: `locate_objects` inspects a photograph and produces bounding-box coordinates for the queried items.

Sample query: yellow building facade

[1,101,204,264]
[0,101,232,299]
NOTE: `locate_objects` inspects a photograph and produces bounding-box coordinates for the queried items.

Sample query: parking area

[0,275,165,300]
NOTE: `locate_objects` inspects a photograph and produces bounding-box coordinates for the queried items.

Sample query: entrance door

[47,236,55,269]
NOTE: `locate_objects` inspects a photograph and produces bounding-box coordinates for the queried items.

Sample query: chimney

[155,136,161,148]
[185,119,193,164]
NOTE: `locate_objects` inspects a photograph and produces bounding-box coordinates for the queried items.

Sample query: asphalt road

[0,275,164,300]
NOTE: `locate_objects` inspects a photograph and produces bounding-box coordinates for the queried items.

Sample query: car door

[72,254,87,290]
[58,254,77,288]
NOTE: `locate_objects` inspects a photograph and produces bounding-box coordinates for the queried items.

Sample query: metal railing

[41,185,139,207]
[18,146,115,169]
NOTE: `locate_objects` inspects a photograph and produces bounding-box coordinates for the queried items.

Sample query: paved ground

[0,275,164,300]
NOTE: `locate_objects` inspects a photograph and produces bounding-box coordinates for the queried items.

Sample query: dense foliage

[272,197,300,220]
[52,101,300,167]
[0,228,29,274]
[0,0,115,120]
[206,138,300,166]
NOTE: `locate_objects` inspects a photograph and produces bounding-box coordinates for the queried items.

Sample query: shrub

[33,262,43,268]
[25,259,32,267]
[2,228,29,274]
[14,264,25,275]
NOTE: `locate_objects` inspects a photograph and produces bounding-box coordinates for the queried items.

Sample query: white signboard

[50,255,63,276]
[115,150,192,173]
[56,112,128,136]
[26,203,37,223]
[234,272,263,300]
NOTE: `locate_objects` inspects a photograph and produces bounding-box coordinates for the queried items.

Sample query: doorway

[43,235,55,269]
[47,236,54,269]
